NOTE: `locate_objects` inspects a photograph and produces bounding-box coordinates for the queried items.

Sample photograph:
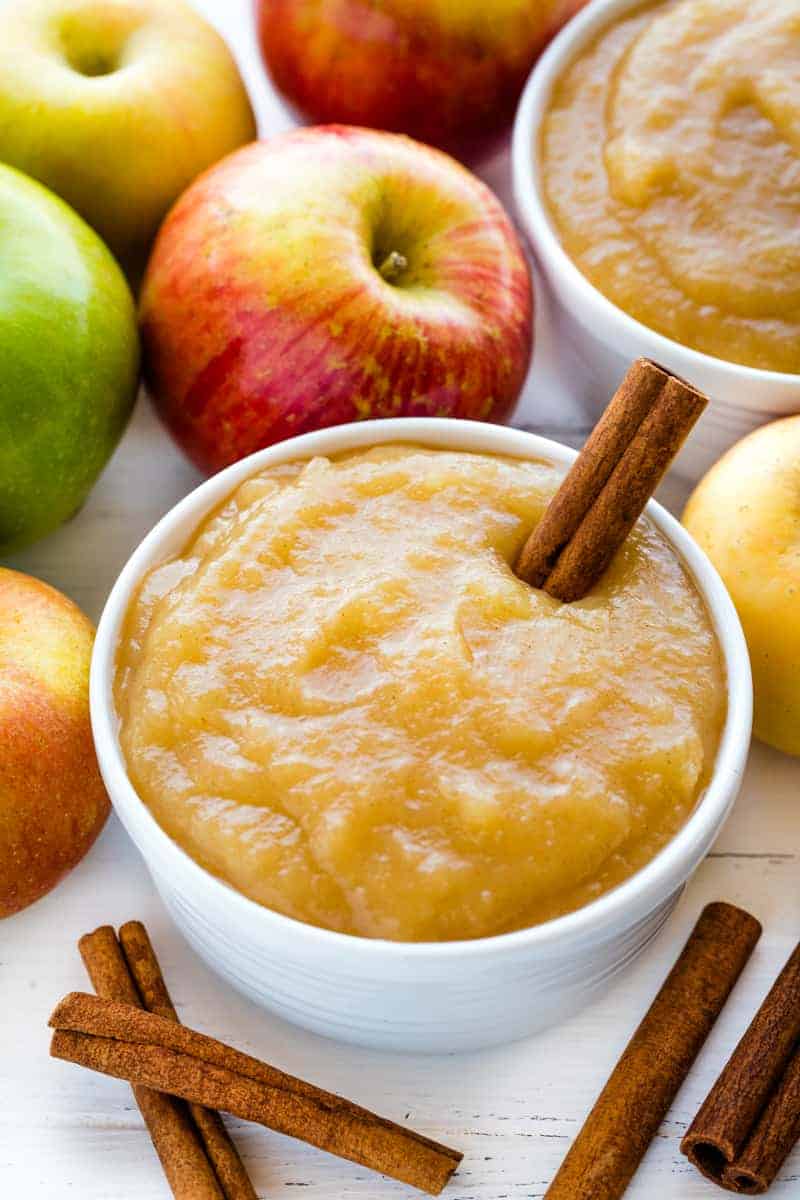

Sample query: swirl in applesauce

[115,447,725,941]
[541,0,800,373]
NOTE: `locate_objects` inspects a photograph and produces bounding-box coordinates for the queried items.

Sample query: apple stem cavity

[377,250,408,284]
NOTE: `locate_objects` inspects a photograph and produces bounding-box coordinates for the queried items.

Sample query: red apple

[256,0,588,156]
[140,126,533,473]
[0,569,109,917]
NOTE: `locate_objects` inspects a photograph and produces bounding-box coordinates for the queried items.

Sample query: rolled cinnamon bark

[118,921,258,1200]
[78,926,224,1200]
[515,358,707,602]
[682,940,800,1193]
[49,991,462,1196]
[544,903,761,1200]
[723,1052,800,1194]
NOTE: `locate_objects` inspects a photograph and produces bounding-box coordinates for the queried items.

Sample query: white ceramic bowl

[91,418,752,1053]
[512,0,800,483]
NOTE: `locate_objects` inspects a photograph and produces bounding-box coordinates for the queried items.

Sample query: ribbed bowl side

[152,870,681,1053]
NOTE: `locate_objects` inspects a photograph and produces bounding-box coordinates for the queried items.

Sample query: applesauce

[541,0,800,373]
[115,446,725,941]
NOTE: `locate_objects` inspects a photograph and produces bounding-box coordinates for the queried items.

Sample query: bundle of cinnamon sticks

[682,940,800,1193]
[54,912,800,1198]
[544,905,800,1197]
[53,921,461,1198]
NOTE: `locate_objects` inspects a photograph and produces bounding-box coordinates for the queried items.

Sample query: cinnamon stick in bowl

[516,358,707,601]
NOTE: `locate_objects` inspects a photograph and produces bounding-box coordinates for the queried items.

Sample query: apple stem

[377,251,408,283]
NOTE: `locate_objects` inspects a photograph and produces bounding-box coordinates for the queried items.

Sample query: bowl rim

[91,416,752,962]
[511,0,800,391]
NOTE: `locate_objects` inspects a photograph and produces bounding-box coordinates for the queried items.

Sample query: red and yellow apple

[0,569,109,917]
[0,0,256,274]
[683,417,800,757]
[140,126,534,473]
[256,0,587,156]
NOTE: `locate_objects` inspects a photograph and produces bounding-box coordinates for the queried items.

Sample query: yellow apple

[0,568,109,916]
[683,417,800,756]
[0,0,256,274]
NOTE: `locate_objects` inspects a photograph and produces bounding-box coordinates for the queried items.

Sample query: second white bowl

[512,0,800,483]
[91,418,752,1052]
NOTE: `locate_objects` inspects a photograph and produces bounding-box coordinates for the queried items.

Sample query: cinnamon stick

[682,940,800,1193]
[544,903,761,1200]
[515,358,707,602]
[118,921,258,1200]
[49,991,462,1195]
[723,1053,800,1194]
[78,927,224,1200]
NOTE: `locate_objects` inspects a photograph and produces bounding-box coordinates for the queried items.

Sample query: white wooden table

[2,4,799,1196]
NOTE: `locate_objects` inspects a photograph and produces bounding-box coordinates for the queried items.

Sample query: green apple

[0,163,139,553]
[0,0,256,273]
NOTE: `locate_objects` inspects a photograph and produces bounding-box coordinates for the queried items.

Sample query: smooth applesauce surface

[542,0,800,373]
[115,446,725,941]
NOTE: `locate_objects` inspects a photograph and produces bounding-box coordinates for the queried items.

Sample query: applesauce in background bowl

[92,419,751,1052]
[512,0,800,483]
